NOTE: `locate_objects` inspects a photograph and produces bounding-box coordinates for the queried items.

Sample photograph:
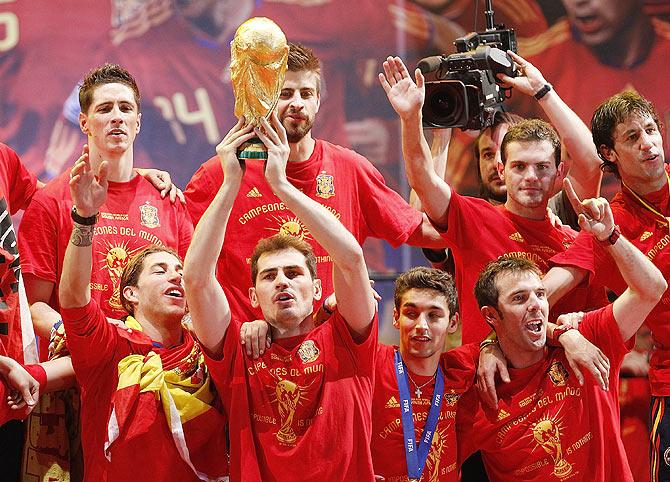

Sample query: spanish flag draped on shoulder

[104,316,228,482]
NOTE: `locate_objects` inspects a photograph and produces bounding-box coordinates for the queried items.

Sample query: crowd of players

[0,18,670,482]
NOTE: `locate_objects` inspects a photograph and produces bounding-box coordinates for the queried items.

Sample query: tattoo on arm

[70,223,94,247]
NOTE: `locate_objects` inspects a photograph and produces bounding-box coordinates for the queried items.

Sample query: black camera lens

[422,80,468,128]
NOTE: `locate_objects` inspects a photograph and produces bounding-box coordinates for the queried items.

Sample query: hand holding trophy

[230,17,289,160]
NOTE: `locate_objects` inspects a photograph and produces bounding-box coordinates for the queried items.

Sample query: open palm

[69,145,108,217]
[379,56,425,119]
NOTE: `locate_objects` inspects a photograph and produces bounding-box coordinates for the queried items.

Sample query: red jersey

[206,310,378,482]
[516,18,670,158]
[440,191,604,344]
[371,344,477,482]
[551,164,670,395]
[18,172,192,321]
[0,143,38,363]
[61,299,227,482]
[185,139,422,322]
[458,304,634,481]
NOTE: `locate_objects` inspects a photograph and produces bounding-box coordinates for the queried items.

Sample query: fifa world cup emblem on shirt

[315,171,335,199]
[105,246,130,310]
[531,418,573,478]
[424,427,448,482]
[139,201,160,228]
[274,379,303,444]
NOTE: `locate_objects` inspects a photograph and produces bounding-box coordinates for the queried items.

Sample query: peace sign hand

[564,178,615,241]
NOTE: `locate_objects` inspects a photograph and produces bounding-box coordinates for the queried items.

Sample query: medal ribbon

[622,171,670,233]
[394,350,444,481]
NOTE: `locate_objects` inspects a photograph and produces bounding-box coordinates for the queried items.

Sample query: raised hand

[496,50,548,97]
[563,178,615,241]
[216,116,255,186]
[255,112,291,189]
[69,144,108,217]
[378,56,425,120]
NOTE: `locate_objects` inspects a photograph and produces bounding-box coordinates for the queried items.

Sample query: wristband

[479,338,499,351]
[71,206,99,225]
[534,83,552,100]
[597,225,621,246]
[553,324,575,342]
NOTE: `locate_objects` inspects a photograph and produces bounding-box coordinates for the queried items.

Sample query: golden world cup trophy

[531,419,573,478]
[230,17,289,160]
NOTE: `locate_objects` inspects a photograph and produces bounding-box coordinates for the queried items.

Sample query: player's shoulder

[317,139,370,165]
[518,18,572,58]
[31,172,70,206]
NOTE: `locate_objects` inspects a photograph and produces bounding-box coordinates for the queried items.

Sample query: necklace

[406,370,437,398]
[622,171,670,233]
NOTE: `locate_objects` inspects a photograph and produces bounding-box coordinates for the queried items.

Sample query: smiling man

[55,149,226,481]
[545,92,670,481]
[457,187,666,480]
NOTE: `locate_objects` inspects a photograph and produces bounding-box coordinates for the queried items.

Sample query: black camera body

[420,9,518,131]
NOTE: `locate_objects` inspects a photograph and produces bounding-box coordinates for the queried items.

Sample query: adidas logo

[641,231,653,241]
[386,396,400,409]
[497,409,510,421]
[246,187,262,198]
[509,232,524,242]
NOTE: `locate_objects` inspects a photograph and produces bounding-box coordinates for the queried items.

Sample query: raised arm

[564,179,667,340]
[256,114,375,338]
[59,145,108,309]
[379,56,453,227]
[499,51,602,199]
[183,119,255,357]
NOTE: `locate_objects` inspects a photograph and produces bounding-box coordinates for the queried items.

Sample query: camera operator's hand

[379,56,425,120]
[496,50,548,98]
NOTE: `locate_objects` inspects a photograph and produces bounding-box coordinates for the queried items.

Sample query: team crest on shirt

[443,391,461,407]
[315,171,335,199]
[547,362,569,386]
[139,201,160,228]
[297,340,320,363]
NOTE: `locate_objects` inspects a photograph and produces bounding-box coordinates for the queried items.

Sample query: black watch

[71,206,99,225]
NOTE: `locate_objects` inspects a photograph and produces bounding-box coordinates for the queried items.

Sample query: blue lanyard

[394,350,444,481]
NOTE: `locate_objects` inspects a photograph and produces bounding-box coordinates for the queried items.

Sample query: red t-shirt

[19,172,193,321]
[440,192,605,344]
[0,143,38,363]
[457,304,634,482]
[61,299,227,482]
[206,309,378,482]
[185,139,422,322]
[551,164,670,395]
[371,344,478,482]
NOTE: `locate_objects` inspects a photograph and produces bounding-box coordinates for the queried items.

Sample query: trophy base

[237,137,268,160]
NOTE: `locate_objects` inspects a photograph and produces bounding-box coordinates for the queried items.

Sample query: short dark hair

[591,91,662,178]
[250,235,317,285]
[79,63,141,114]
[500,119,561,167]
[394,267,458,316]
[120,245,181,315]
[473,111,525,163]
[474,257,542,311]
[287,42,321,91]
